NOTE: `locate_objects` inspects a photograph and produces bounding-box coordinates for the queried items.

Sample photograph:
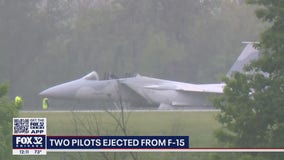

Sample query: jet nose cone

[39,80,79,99]
[39,89,48,96]
[39,88,59,97]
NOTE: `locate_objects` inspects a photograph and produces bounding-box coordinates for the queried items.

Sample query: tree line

[0,0,264,108]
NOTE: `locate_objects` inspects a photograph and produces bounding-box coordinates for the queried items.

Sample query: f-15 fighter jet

[39,43,259,109]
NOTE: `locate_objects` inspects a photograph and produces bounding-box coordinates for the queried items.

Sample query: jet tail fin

[226,42,260,77]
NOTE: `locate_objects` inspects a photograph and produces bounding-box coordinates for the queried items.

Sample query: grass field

[19,111,221,160]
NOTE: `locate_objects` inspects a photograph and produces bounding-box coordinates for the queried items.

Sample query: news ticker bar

[48,136,188,149]
[13,135,189,155]
[13,135,284,152]
[13,149,284,155]
[47,149,284,152]
[12,135,284,154]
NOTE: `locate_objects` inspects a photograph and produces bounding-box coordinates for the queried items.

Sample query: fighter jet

[39,43,259,109]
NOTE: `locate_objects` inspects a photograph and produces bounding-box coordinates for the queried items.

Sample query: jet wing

[117,79,154,104]
[119,76,224,107]
[144,83,225,93]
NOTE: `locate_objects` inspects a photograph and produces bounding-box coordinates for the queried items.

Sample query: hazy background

[0,0,265,109]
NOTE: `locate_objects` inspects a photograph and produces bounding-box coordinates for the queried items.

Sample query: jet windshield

[83,71,99,80]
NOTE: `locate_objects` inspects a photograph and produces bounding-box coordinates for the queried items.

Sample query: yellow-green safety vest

[42,98,48,110]
[15,96,22,107]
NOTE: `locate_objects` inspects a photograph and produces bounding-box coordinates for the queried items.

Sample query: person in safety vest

[42,97,49,110]
[14,96,22,109]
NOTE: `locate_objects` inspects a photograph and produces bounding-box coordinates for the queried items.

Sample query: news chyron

[12,117,189,155]
[13,118,47,155]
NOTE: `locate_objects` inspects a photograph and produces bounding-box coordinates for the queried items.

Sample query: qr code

[13,118,29,134]
[13,118,46,134]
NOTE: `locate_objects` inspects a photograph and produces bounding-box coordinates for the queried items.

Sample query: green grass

[19,111,221,160]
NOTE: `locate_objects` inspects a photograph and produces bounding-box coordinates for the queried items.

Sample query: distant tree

[213,0,284,159]
[0,83,19,160]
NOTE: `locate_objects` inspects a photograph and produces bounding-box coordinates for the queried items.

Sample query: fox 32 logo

[13,135,46,149]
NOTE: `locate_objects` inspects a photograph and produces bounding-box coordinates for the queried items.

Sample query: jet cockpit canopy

[82,71,99,80]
